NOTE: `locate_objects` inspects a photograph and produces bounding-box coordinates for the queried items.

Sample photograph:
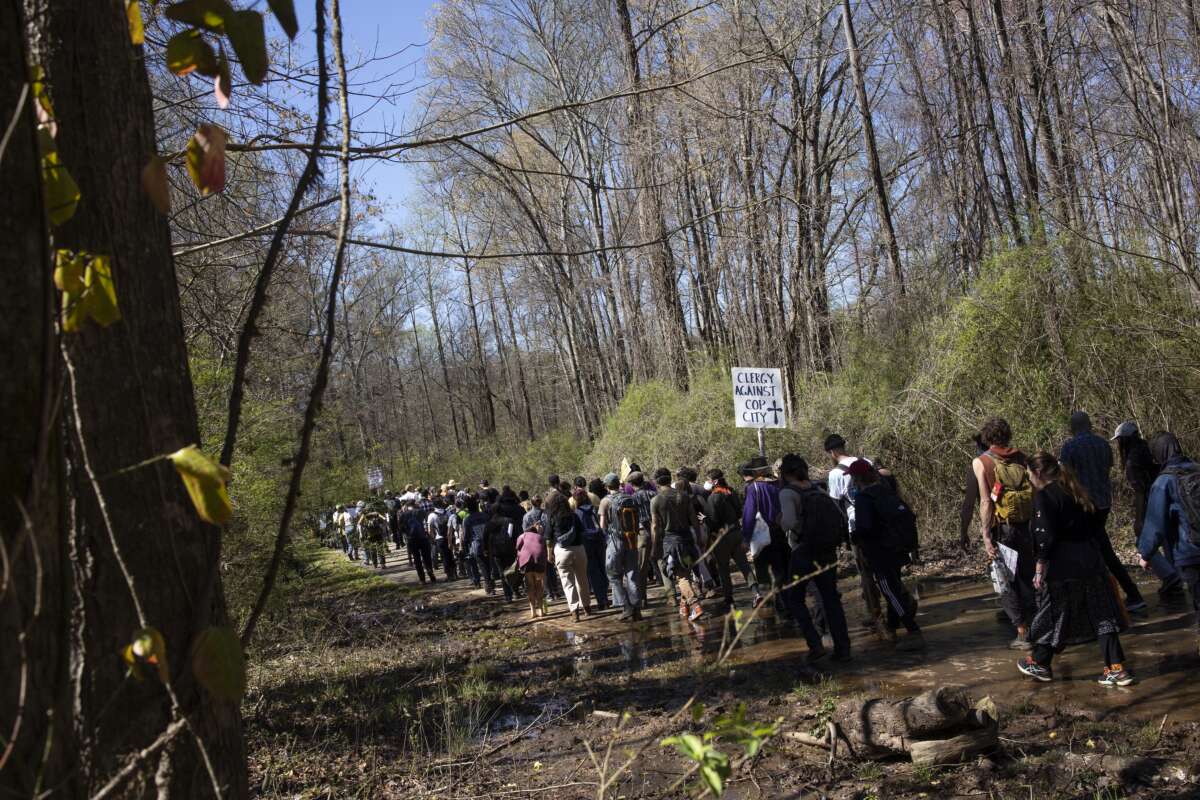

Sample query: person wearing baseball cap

[825,434,883,628]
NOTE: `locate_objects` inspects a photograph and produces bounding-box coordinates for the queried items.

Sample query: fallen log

[791,685,998,765]
[834,685,973,758]
[909,728,998,766]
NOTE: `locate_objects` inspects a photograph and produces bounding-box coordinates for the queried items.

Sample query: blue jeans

[584,532,610,609]
[606,535,641,610]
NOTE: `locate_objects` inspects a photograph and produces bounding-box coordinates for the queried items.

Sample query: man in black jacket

[704,468,758,612]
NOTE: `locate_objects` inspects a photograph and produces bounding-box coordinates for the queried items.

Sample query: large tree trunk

[1,0,69,791]
[10,0,248,796]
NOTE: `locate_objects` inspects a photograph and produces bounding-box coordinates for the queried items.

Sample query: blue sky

[295,0,440,217]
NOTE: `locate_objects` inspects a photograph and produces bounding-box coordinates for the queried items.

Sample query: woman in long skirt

[1017,453,1134,687]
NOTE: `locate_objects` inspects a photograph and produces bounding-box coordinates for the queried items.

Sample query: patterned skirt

[1030,574,1125,650]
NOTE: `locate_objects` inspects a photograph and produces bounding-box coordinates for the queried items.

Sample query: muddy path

[258,543,1200,799]
[378,546,1200,728]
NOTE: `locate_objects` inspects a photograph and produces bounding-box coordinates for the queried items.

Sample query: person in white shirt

[824,434,883,628]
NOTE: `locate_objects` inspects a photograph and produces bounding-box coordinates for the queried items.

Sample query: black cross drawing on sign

[766,401,783,426]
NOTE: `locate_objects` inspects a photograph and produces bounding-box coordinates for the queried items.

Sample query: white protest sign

[731,367,787,428]
[366,465,384,491]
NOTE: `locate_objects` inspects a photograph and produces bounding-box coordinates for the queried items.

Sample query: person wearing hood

[1115,421,1182,596]
[1139,432,1200,640]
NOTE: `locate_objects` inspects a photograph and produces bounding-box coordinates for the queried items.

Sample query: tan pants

[554,544,591,613]
[524,571,545,617]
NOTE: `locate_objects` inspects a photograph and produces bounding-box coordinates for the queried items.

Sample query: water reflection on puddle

[535,576,1200,724]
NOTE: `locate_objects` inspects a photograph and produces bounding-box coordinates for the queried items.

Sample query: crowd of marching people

[316,413,1200,691]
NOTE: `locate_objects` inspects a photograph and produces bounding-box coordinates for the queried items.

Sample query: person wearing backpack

[704,468,759,612]
[403,501,436,585]
[847,460,923,649]
[741,457,789,617]
[574,488,610,611]
[973,417,1036,649]
[1116,421,1184,597]
[427,498,457,580]
[484,501,519,602]
[552,493,593,621]
[599,474,643,621]
[824,434,883,628]
[628,471,660,605]
[652,467,705,622]
[779,455,851,662]
[463,498,493,593]
[1138,432,1200,646]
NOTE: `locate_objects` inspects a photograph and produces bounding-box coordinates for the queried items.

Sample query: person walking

[1060,411,1146,612]
[1115,421,1183,597]
[599,473,643,621]
[516,522,549,618]
[958,435,987,551]
[1017,453,1134,687]
[825,434,883,627]
[779,454,851,662]
[847,460,923,649]
[973,418,1036,649]
[629,471,659,605]
[703,468,758,613]
[428,498,457,580]
[484,501,519,602]
[552,498,592,621]
[403,502,436,585]
[741,457,787,613]
[652,467,705,622]
[463,498,493,592]
[524,495,562,601]
[574,488,611,610]
[1138,432,1200,651]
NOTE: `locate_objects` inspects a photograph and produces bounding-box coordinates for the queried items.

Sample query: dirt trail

[372,545,1200,726]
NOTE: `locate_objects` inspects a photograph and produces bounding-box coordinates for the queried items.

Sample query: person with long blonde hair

[1017,453,1133,687]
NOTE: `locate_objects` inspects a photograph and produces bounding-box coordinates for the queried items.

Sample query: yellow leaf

[127,1,145,45]
[85,255,120,327]
[168,445,232,525]
[141,156,171,214]
[41,145,79,227]
[122,626,169,683]
[191,626,246,702]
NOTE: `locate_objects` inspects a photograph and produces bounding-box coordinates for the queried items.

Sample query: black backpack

[1164,466,1200,544]
[793,487,845,551]
[874,489,919,560]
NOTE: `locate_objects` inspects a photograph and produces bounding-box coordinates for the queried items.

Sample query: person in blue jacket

[1138,432,1200,646]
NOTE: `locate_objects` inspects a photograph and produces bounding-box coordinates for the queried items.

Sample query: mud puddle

[530,575,1200,724]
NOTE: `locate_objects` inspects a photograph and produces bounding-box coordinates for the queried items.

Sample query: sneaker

[897,631,927,652]
[831,650,853,663]
[1017,657,1053,682]
[688,603,705,623]
[1125,598,1148,613]
[632,609,643,621]
[751,591,765,609]
[806,645,829,664]
[619,609,634,622]
[1098,666,1135,687]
